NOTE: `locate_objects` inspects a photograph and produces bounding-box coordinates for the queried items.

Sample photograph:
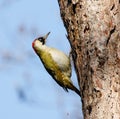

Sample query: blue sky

[0,0,83,119]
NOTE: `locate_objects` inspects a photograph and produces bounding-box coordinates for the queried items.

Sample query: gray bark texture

[58,0,120,119]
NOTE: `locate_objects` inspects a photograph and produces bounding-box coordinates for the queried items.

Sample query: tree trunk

[58,0,120,119]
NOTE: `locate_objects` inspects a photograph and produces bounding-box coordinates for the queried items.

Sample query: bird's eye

[38,37,45,45]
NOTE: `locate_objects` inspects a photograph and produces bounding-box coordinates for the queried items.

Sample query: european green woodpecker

[32,32,80,96]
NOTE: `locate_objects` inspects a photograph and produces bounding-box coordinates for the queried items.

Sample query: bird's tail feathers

[68,81,81,97]
[73,86,81,97]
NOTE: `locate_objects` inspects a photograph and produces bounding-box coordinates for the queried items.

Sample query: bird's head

[32,32,50,52]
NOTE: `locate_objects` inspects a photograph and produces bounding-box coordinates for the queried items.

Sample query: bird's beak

[43,32,50,40]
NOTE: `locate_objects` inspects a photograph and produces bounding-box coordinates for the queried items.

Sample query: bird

[32,32,80,96]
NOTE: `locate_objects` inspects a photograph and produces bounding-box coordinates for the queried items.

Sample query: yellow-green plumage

[32,33,80,96]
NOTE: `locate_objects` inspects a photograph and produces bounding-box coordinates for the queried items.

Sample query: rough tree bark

[58,0,120,119]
